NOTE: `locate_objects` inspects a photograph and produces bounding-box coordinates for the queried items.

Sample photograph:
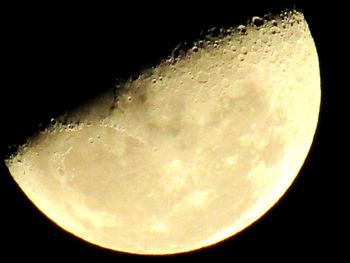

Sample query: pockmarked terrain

[6,11,320,254]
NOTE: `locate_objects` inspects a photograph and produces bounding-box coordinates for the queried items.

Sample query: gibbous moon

[5,11,320,255]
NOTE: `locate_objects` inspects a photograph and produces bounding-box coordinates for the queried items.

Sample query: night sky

[0,1,343,261]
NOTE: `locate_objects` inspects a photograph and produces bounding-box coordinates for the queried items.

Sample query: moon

[5,11,320,255]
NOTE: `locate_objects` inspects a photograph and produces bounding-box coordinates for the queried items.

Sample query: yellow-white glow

[6,11,320,255]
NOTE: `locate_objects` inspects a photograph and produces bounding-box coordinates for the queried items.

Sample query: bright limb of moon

[6,11,320,255]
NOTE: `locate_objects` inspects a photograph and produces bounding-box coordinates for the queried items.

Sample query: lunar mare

[6,11,320,254]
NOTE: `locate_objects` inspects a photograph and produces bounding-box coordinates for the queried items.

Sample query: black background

[0,0,344,261]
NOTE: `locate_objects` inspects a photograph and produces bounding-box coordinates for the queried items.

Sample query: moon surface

[5,11,320,255]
